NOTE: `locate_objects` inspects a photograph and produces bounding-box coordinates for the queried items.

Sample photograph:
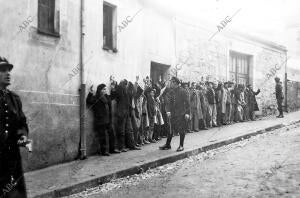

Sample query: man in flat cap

[275,77,284,118]
[0,57,29,198]
[159,77,190,152]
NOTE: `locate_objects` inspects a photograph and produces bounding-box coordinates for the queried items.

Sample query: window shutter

[103,5,108,46]
[49,0,55,33]
[38,0,55,34]
[103,4,113,49]
[108,7,113,48]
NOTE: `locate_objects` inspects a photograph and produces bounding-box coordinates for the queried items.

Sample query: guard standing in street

[0,57,29,198]
[275,77,284,118]
[159,77,190,152]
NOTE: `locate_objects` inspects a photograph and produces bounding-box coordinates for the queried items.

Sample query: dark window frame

[38,0,60,37]
[103,2,117,52]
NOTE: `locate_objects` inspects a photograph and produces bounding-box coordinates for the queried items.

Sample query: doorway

[150,61,170,84]
[229,51,251,85]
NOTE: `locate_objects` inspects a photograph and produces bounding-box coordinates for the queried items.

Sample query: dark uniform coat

[165,87,190,134]
[275,82,284,116]
[165,87,190,118]
[0,89,28,198]
[275,83,284,102]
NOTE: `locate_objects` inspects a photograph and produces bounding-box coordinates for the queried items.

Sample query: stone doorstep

[29,119,300,198]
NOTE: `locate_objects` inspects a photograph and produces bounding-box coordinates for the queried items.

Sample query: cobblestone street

[66,123,300,198]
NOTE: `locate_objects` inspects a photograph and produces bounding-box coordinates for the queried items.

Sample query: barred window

[230,51,250,85]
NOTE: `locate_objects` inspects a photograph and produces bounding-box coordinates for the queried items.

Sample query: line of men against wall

[0,57,285,197]
[86,75,285,155]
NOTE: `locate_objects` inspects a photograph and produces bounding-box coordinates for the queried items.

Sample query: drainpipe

[173,17,178,77]
[79,0,87,160]
[284,53,288,112]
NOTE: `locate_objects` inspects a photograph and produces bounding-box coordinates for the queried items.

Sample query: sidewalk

[25,111,300,198]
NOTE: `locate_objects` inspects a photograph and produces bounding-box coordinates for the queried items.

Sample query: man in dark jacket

[247,84,260,120]
[86,84,120,156]
[146,89,156,143]
[275,77,284,118]
[182,82,192,133]
[216,82,227,126]
[159,77,190,152]
[206,82,217,127]
[0,57,29,198]
[190,82,202,132]
[230,83,238,123]
[111,80,140,151]
[224,82,232,124]
[198,82,209,130]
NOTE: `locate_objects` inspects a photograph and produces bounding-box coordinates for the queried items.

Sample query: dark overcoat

[165,86,190,118]
[190,89,203,119]
[86,92,112,126]
[0,90,28,198]
[248,89,260,111]
[206,88,216,105]
[275,83,284,102]
[111,82,130,118]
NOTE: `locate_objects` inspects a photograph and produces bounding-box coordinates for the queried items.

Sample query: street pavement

[66,122,300,198]
[25,111,300,197]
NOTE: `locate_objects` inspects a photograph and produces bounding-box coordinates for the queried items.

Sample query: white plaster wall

[84,0,175,88]
[171,20,287,115]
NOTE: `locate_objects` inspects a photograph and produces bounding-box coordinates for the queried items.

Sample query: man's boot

[110,149,121,154]
[176,146,184,152]
[159,135,172,150]
[159,144,171,150]
[130,145,141,150]
[119,135,128,152]
[177,134,185,152]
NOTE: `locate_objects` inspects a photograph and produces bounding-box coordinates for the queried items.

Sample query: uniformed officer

[159,77,190,152]
[0,57,29,198]
[275,77,284,118]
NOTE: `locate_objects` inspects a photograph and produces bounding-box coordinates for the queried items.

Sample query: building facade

[0,0,288,171]
[287,68,300,112]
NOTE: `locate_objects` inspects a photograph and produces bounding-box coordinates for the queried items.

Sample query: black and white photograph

[0,0,300,197]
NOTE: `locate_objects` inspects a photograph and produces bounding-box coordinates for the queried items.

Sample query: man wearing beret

[0,57,29,198]
[159,77,190,152]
